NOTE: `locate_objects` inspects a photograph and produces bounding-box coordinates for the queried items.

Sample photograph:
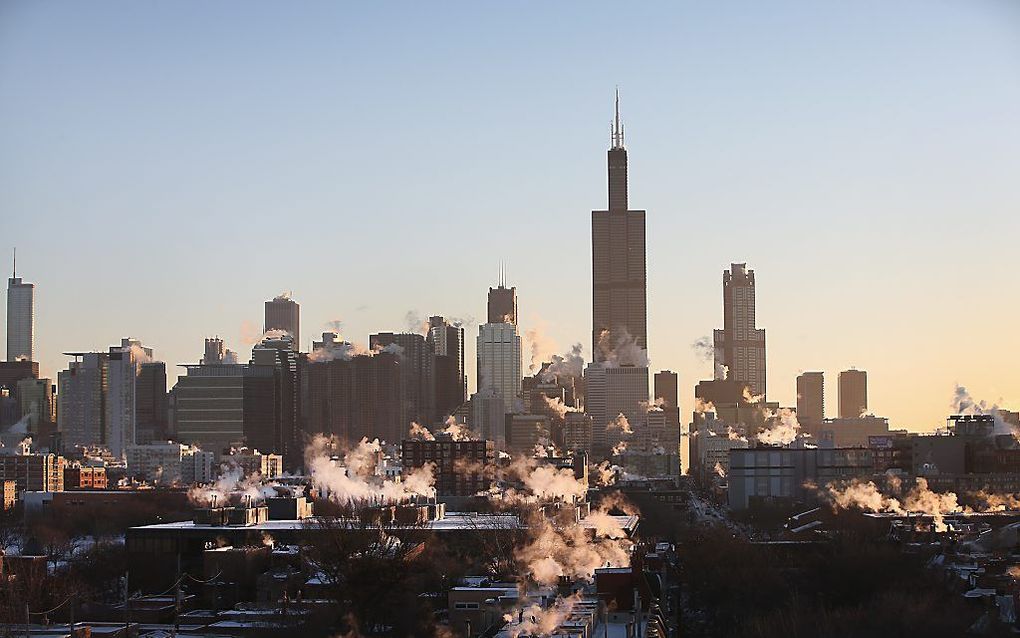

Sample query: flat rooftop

[131,512,639,534]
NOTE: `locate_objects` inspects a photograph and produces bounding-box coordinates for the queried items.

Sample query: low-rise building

[728,445,874,510]
[0,452,64,494]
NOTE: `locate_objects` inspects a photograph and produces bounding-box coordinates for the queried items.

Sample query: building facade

[713,263,767,398]
[796,371,824,426]
[592,92,647,361]
[428,316,466,421]
[401,438,495,497]
[476,322,521,415]
[838,369,868,418]
[264,295,300,351]
[6,271,34,363]
[58,352,109,450]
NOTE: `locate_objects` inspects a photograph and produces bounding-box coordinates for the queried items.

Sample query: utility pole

[124,571,130,634]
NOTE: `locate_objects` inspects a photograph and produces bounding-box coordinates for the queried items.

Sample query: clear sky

[1,1,1018,432]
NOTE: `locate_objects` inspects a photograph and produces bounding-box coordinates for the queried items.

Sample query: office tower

[592,91,647,361]
[654,370,678,409]
[17,377,55,435]
[505,413,550,453]
[654,370,681,452]
[838,369,868,418]
[135,362,169,444]
[584,362,649,454]
[797,372,825,427]
[174,361,284,458]
[428,316,466,421]
[264,294,300,351]
[476,322,522,414]
[0,360,39,428]
[713,263,767,397]
[563,412,594,453]
[469,387,506,444]
[487,268,517,325]
[105,338,155,458]
[6,254,34,363]
[58,352,110,450]
[252,334,302,464]
[369,331,431,427]
[301,350,402,446]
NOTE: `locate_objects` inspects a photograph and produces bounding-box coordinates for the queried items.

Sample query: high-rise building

[505,413,550,454]
[301,350,402,446]
[476,322,522,414]
[17,377,55,444]
[369,331,432,428]
[173,362,280,457]
[584,362,649,454]
[563,412,594,453]
[653,370,681,453]
[592,91,647,361]
[264,294,300,351]
[6,254,34,363]
[58,352,109,450]
[796,372,825,427]
[251,335,301,464]
[106,338,155,458]
[469,387,506,444]
[713,263,767,398]
[428,316,466,421]
[838,369,868,418]
[135,362,169,445]
[487,268,517,325]
[654,370,678,409]
[0,360,39,429]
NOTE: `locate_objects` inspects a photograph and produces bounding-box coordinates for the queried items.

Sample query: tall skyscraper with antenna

[487,262,517,325]
[478,268,522,415]
[7,249,35,362]
[591,90,647,361]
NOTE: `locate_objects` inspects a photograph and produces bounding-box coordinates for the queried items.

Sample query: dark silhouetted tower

[264,294,300,351]
[713,263,766,398]
[487,264,517,325]
[838,369,868,418]
[796,371,824,426]
[592,90,647,361]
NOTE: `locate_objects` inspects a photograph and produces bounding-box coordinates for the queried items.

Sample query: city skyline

[2,2,1018,432]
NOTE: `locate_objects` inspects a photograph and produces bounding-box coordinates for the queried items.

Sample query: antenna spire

[11,248,15,278]
[611,87,625,149]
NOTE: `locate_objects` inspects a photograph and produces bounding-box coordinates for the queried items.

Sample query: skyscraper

[584,362,648,454]
[838,369,868,418]
[477,277,522,415]
[370,331,432,428]
[264,294,300,351]
[135,362,169,445]
[654,370,679,409]
[106,338,154,458]
[302,349,402,445]
[58,352,109,450]
[252,334,302,464]
[487,267,517,325]
[713,263,767,398]
[428,316,466,421]
[796,371,825,426]
[592,91,647,361]
[7,253,34,362]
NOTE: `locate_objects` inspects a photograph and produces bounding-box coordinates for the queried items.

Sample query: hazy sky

[1,1,1018,432]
